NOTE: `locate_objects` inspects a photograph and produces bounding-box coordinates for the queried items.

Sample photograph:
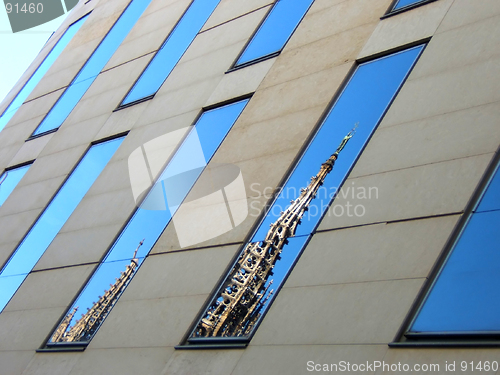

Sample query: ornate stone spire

[51,240,144,343]
[193,126,357,338]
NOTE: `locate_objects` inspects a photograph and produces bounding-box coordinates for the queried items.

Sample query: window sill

[175,343,247,350]
[382,0,439,19]
[391,332,500,347]
[390,341,500,348]
[26,127,58,141]
[176,336,249,350]
[37,342,88,352]
[114,94,155,111]
[226,52,280,74]
[37,346,86,353]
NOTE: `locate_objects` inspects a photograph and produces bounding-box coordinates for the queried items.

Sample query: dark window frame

[2,159,35,173]
[382,0,439,18]
[115,0,220,110]
[391,147,500,348]
[177,40,428,350]
[0,160,35,205]
[38,95,252,352]
[0,132,128,321]
[32,132,130,353]
[27,0,143,140]
[226,0,315,73]
[0,11,91,136]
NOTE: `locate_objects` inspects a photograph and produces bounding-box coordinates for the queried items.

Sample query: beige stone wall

[0,0,499,373]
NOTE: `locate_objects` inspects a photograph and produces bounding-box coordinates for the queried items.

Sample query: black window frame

[383,0,439,18]
[177,41,428,350]
[27,0,146,140]
[0,11,92,139]
[391,147,500,348]
[115,0,219,110]
[226,0,315,73]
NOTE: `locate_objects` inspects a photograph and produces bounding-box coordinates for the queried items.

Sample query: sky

[0,6,68,104]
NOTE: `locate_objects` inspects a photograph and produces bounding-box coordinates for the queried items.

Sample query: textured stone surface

[0,1,498,374]
[288,215,460,287]
[234,344,388,375]
[4,264,95,312]
[161,349,244,375]
[70,348,174,375]
[121,245,239,301]
[319,153,494,230]
[358,0,454,59]
[201,0,273,32]
[252,278,424,345]
[7,132,54,167]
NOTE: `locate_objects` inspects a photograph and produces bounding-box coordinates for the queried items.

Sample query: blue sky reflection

[0,15,88,133]
[192,45,425,340]
[411,163,500,332]
[33,0,153,135]
[122,0,221,105]
[253,45,425,241]
[236,0,314,66]
[50,99,249,342]
[0,164,31,207]
[0,137,124,312]
[393,0,426,10]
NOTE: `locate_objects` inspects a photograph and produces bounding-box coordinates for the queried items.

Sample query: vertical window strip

[120,0,221,106]
[0,15,88,133]
[0,136,125,312]
[408,160,500,335]
[234,0,315,68]
[31,0,154,137]
[187,45,426,343]
[0,163,32,207]
[46,99,248,346]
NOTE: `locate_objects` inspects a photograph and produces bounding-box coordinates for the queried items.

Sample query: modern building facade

[0,0,499,373]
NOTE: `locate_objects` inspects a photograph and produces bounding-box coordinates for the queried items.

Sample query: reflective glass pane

[477,165,500,213]
[0,164,31,207]
[411,210,500,332]
[0,136,124,312]
[33,0,153,136]
[255,45,425,240]
[236,0,314,66]
[0,15,88,133]
[48,99,248,344]
[0,274,26,311]
[190,45,425,341]
[121,0,220,105]
[393,0,427,10]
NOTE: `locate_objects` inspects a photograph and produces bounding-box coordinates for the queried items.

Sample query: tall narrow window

[46,99,248,348]
[233,0,315,68]
[404,157,500,339]
[120,0,220,107]
[186,45,425,345]
[0,136,124,312]
[0,15,88,133]
[31,0,154,137]
[0,163,32,207]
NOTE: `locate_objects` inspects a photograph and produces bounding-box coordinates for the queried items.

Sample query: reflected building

[0,0,498,373]
[50,241,143,343]
[193,128,356,338]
